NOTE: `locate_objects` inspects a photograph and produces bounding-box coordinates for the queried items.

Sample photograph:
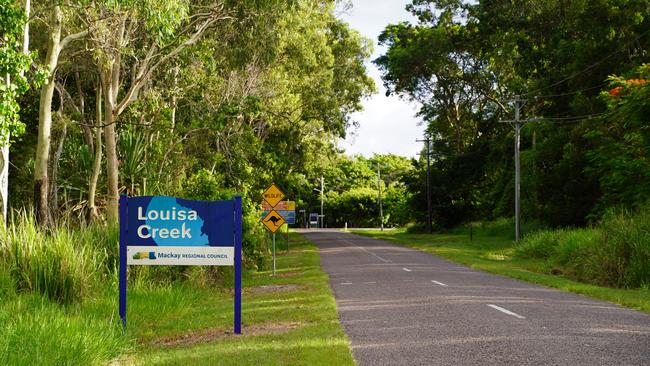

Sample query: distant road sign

[262,210,295,224]
[262,184,285,207]
[309,212,318,225]
[262,209,285,233]
[261,200,295,224]
[262,200,295,211]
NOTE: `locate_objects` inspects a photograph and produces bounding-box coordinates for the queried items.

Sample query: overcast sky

[337,0,424,158]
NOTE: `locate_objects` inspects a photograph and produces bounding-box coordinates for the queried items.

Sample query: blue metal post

[119,195,128,329]
[234,196,243,334]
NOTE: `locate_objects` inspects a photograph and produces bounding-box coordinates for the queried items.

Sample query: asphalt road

[299,229,650,366]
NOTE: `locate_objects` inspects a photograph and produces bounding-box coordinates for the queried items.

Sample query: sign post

[261,184,286,275]
[119,195,242,333]
[119,196,128,328]
[261,200,295,253]
[262,209,284,275]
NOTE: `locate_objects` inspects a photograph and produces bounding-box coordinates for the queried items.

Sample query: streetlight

[377,165,384,231]
[313,177,324,228]
[416,137,433,234]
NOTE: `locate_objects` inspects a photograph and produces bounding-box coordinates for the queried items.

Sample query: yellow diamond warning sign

[262,209,285,233]
[262,183,285,207]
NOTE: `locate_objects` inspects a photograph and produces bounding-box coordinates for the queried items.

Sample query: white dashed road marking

[487,304,526,319]
[431,280,448,287]
[402,267,412,272]
[343,239,392,263]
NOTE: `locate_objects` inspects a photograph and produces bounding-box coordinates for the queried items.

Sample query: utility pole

[377,166,384,231]
[514,101,522,242]
[500,97,540,242]
[416,137,433,234]
[320,176,324,228]
[313,177,325,228]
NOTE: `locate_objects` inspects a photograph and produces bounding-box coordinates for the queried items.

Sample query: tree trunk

[0,128,8,223]
[75,71,93,151]
[49,87,67,220]
[22,0,30,56]
[50,121,67,220]
[102,69,119,223]
[34,5,63,227]
[87,81,102,223]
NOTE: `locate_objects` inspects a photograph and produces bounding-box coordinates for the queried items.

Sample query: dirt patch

[149,322,304,348]
[244,284,300,294]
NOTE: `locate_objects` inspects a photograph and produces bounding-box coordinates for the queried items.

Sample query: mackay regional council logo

[132,251,157,260]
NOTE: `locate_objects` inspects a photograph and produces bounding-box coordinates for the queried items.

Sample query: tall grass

[597,208,650,288]
[0,213,92,303]
[516,206,650,288]
[0,212,117,304]
[0,294,130,366]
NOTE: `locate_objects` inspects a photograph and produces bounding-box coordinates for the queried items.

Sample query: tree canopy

[376,0,650,229]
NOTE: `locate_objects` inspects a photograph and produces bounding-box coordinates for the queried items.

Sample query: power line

[522,112,610,124]
[520,28,650,98]
[531,81,610,99]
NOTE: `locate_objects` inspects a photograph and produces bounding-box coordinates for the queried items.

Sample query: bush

[181,168,269,270]
[596,207,650,288]
[405,222,430,233]
[0,212,102,304]
[515,229,563,260]
[326,187,380,228]
[515,206,650,288]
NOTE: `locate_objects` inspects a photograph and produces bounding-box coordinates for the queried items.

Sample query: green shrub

[0,212,100,304]
[405,222,430,233]
[515,229,562,259]
[180,168,269,271]
[514,206,650,288]
[551,228,601,282]
[596,207,650,288]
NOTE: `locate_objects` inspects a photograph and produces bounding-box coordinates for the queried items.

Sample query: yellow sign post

[261,183,287,276]
[262,183,285,207]
[262,209,285,233]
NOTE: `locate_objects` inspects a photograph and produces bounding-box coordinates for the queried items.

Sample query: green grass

[352,228,650,314]
[0,212,122,305]
[132,232,354,365]
[515,207,650,288]
[0,292,131,366]
[0,231,354,365]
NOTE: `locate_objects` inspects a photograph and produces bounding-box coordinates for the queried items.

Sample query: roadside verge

[127,232,355,365]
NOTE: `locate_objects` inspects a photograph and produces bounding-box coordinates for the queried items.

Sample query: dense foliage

[377,0,650,229]
[319,154,414,228]
[516,204,650,289]
[2,0,376,306]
